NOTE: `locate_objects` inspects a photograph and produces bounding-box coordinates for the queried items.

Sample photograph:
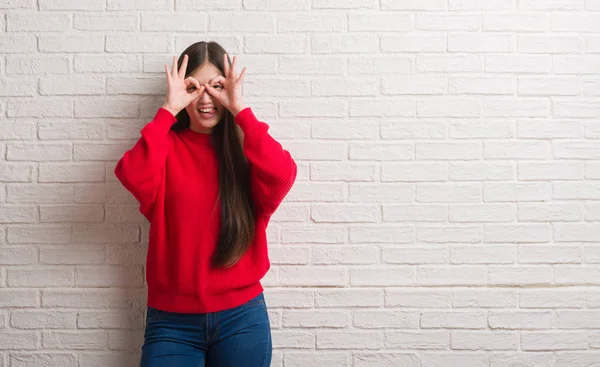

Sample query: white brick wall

[1,0,600,366]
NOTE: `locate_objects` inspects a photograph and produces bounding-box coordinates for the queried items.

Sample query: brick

[313,78,378,97]
[107,0,171,10]
[10,354,77,367]
[350,226,414,243]
[280,266,346,286]
[382,34,446,53]
[74,14,136,30]
[486,55,552,74]
[312,34,378,53]
[349,13,413,31]
[317,289,383,308]
[421,311,487,329]
[484,224,551,243]
[312,246,377,265]
[449,0,514,10]
[0,247,37,265]
[382,163,447,182]
[0,332,38,349]
[488,265,553,285]
[449,204,515,222]
[0,289,38,308]
[244,0,309,10]
[279,14,345,32]
[454,289,517,308]
[355,310,419,329]
[311,204,378,223]
[245,78,309,97]
[423,353,489,367]
[7,143,71,161]
[417,14,480,30]
[417,99,481,117]
[384,76,446,95]
[484,13,548,32]
[452,331,518,350]
[39,76,105,95]
[483,98,549,117]
[0,164,33,182]
[484,183,550,202]
[106,34,172,53]
[7,98,71,118]
[517,119,582,138]
[283,310,347,328]
[312,0,376,8]
[351,100,415,117]
[450,76,514,95]
[519,35,583,54]
[485,141,549,159]
[0,34,36,53]
[39,34,104,53]
[40,0,104,9]
[280,56,344,75]
[7,226,71,244]
[385,331,449,349]
[350,267,415,286]
[381,120,445,139]
[522,331,588,351]
[383,204,447,222]
[285,353,347,367]
[417,226,482,243]
[40,246,105,265]
[518,162,584,180]
[418,55,482,73]
[74,55,141,73]
[11,310,76,329]
[0,205,37,223]
[449,162,515,181]
[246,35,308,54]
[318,331,382,349]
[518,203,581,222]
[418,266,487,286]
[7,12,70,31]
[417,183,481,203]
[280,226,344,244]
[520,289,584,308]
[451,245,514,264]
[210,13,272,32]
[383,247,447,264]
[449,33,513,53]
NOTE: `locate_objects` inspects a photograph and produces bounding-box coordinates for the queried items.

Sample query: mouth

[197,107,216,118]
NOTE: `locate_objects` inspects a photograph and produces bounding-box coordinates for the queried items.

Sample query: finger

[223,53,230,77]
[204,83,219,98]
[237,67,247,84]
[165,64,172,83]
[184,76,201,91]
[231,55,237,77]
[171,56,178,79]
[179,54,188,79]
[212,75,226,85]
[194,85,205,97]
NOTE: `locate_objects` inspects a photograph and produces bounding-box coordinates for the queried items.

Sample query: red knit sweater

[114,107,297,313]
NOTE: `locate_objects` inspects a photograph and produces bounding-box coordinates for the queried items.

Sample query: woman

[114,41,297,366]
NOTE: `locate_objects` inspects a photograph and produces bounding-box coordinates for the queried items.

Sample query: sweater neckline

[180,128,214,144]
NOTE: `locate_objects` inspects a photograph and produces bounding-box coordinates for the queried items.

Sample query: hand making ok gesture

[203,54,248,117]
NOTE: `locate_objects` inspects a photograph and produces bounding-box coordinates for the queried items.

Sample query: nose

[200,88,212,103]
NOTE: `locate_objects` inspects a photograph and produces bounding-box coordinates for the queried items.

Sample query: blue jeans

[140,293,272,367]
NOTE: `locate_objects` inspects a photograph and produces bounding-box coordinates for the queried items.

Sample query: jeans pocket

[244,293,265,308]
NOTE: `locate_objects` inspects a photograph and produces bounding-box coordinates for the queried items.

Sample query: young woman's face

[185,62,226,134]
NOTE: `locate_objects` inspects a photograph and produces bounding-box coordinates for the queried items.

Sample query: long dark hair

[171,41,255,269]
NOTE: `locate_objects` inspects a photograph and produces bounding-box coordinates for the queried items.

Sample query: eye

[213,84,223,90]
[186,86,197,93]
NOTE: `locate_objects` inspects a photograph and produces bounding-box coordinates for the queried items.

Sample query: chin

[187,110,223,133]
